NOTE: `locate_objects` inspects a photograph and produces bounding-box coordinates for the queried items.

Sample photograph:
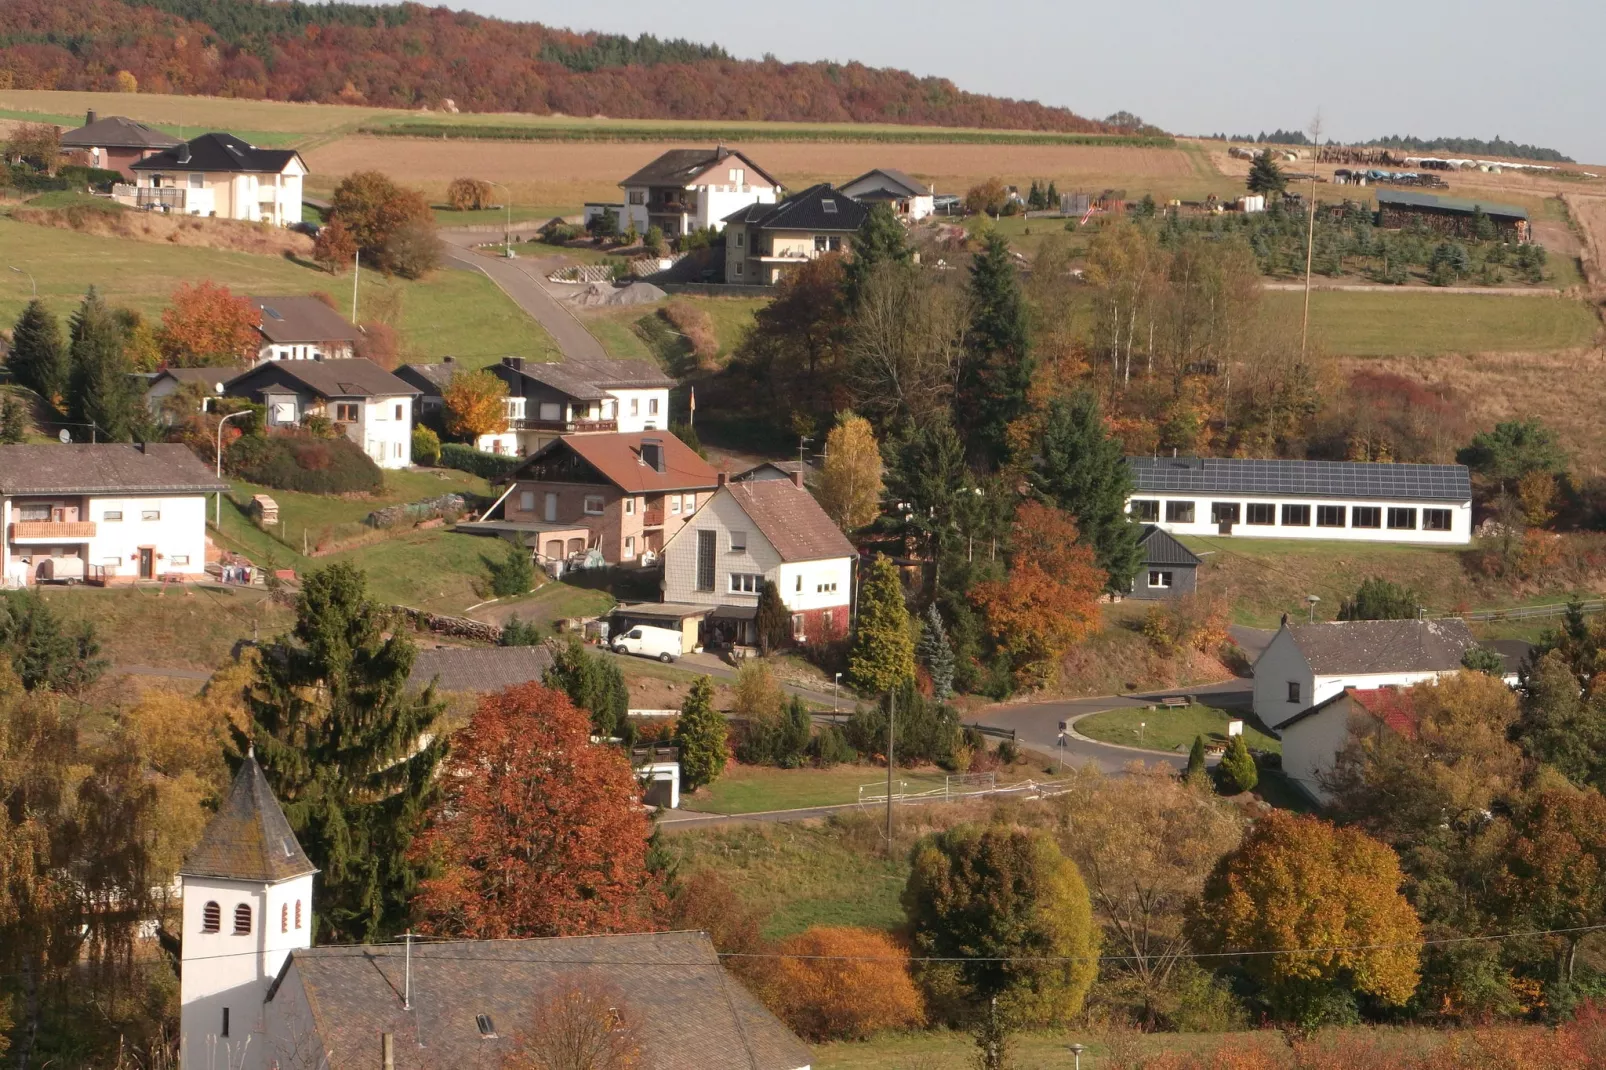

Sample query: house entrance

[138,547,155,580]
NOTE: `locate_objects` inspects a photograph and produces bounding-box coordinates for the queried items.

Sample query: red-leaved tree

[411,682,661,937]
[158,281,261,367]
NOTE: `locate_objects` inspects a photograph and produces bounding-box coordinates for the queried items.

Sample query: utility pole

[351,247,361,324]
[885,688,896,858]
[1300,111,1324,362]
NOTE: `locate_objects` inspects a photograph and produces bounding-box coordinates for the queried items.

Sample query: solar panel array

[1127,457,1471,502]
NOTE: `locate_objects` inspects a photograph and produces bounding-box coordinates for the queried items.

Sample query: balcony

[11,521,96,542]
[642,509,666,528]
[513,418,619,434]
[112,184,213,215]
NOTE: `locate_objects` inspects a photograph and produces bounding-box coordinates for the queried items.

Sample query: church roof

[181,752,316,883]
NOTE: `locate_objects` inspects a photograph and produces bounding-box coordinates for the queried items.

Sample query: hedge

[226,431,383,494]
[439,442,523,481]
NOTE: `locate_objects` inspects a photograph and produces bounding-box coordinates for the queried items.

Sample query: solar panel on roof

[1125,457,1469,501]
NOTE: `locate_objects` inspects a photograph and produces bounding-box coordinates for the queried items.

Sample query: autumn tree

[442,368,509,441]
[8,300,69,406]
[1083,221,1165,390]
[158,281,261,367]
[964,177,1009,217]
[1030,391,1143,592]
[66,287,141,441]
[732,255,848,422]
[957,231,1034,470]
[971,502,1103,687]
[1489,788,1606,988]
[327,170,441,278]
[675,676,728,790]
[849,553,915,694]
[903,823,1098,1025]
[5,122,60,173]
[818,411,883,533]
[1189,811,1422,1026]
[412,682,660,937]
[504,980,646,1070]
[313,216,358,273]
[764,927,925,1040]
[845,261,968,425]
[661,869,771,986]
[445,176,493,210]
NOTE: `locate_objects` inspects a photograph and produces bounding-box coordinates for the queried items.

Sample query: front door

[138,547,154,580]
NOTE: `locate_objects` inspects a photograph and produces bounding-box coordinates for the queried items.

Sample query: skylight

[264,307,283,320]
[476,1014,498,1038]
[821,199,838,213]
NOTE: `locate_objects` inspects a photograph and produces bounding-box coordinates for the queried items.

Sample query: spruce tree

[676,675,728,790]
[67,288,139,441]
[1246,150,1288,195]
[1046,180,1060,210]
[544,635,631,739]
[8,300,68,407]
[958,232,1034,470]
[0,394,27,444]
[1186,735,1208,781]
[1032,391,1144,593]
[849,553,915,694]
[917,602,956,700]
[240,563,445,942]
[755,580,792,654]
[844,202,911,307]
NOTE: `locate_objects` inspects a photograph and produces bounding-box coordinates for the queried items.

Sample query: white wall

[699,183,778,232]
[662,489,780,608]
[775,558,853,612]
[1252,630,1318,728]
[260,341,353,362]
[1127,493,1472,545]
[357,396,414,469]
[1280,699,1356,804]
[610,388,669,432]
[86,494,211,580]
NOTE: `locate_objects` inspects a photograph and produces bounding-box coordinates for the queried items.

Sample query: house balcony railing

[11,521,97,542]
[112,185,192,211]
[631,743,680,767]
[642,509,666,527]
[512,418,619,434]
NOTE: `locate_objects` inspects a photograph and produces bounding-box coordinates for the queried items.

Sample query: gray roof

[724,479,857,563]
[1138,524,1201,567]
[733,460,807,482]
[60,114,182,150]
[249,296,361,345]
[500,357,676,400]
[226,358,420,400]
[180,753,316,883]
[619,146,779,189]
[396,360,461,392]
[842,167,928,198]
[0,443,229,495]
[272,932,812,1070]
[408,645,555,694]
[1376,189,1528,221]
[151,366,236,391]
[725,183,869,233]
[1279,618,1476,675]
[1127,456,1471,502]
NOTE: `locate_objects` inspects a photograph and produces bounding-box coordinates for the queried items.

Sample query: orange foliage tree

[762,927,924,1041]
[158,281,260,367]
[313,216,358,274]
[442,368,509,441]
[328,170,439,277]
[410,682,661,937]
[971,501,1103,686]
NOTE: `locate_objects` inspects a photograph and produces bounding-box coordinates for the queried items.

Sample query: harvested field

[1563,193,1606,287]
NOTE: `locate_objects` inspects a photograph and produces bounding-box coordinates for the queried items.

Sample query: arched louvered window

[281,904,289,933]
[202,901,221,933]
[233,903,252,935]
[295,900,303,930]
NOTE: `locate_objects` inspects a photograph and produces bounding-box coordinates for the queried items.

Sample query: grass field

[1074,704,1281,755]
[38,584,294,671]
[224,468,490,553]
[1269,290,1600,356]
[813,1027,1259,1070]
[691,764,952,815]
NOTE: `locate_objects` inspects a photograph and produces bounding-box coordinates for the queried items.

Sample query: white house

[1251,617,1475,730]
[840,167,937,220]
[1,443,226,588]
[248,295,362,363]
[1280,686,1421,804]
[587,146,781,238]
[223,358,419,470]
[1125,456,1473,545]
[486,356,677,455]
[661,472,855,649]
[123,133,306,227]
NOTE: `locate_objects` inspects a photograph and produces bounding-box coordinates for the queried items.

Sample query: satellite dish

[58,428,71,444]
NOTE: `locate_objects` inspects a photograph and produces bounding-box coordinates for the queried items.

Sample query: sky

[455,0,1606,163]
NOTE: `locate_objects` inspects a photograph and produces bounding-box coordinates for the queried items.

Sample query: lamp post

[1068,1043,1087,1070]
[488,180,513,258]
[1306,594,1321,624]
[214,410,251,529]
[833,672,842,719]
[8,265,36,297]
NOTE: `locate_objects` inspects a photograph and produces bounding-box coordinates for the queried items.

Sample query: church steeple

[181,750,315,883]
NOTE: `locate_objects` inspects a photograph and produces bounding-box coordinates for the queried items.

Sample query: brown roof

[226,358,420,400]
[1283,618,1476,675]
[249,296,362,345]
[408,645,555,694]
[732,460,807,482]
[273,932,811,1070]
[619,147,780,190]
[60,114,183,150]
[520,432,719,494]
[0,443,229,495]
[180,752,316,882]
[725,480,856,563]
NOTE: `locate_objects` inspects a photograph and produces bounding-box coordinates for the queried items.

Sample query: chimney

[177,142,191,165]
[717,471,728,488]
[790,468,804,488]
[503,356,522,370]
[443,355,455,365]
[86,108,97,126]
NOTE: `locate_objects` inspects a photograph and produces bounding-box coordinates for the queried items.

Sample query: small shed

[1132,524,1201,599]
[249,494,279,527]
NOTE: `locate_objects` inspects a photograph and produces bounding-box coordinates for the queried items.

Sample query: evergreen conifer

[1186,734,1208,780]
[0,395,27,444]
[958,232,1033,469]
[67,288,140,441]
[1031,391,1143,592]
[544,635,630,739]
[849,554,916,694]
[917,602,956,699]
[676,675,728,790]
[1219,734,1259,794]
[8,300,68,407]
[756,580,792,654]
[844,202,912,307]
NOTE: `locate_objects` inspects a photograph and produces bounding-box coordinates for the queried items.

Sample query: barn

[1375,190,1530,243]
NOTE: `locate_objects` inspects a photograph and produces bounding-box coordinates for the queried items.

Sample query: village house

[248,295,362,363]
[1251,617,1476,730]
[146,366,236,418]
[839,167,937,220]
[734,459,810,484]
[0,443,226,587]
[1126,456,1473,546]
[58,109,182,178]
[1279,686,1420,803]
[1130,524,1201,600]
[723,184,870,285]
[484,356,677,455]
[223,358,419,469]
[120,132,305,226]
[659,473,856,649]
[583,146,782,238]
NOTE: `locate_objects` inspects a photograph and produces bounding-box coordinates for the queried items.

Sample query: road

[599,646,848,709]
[439,229,610,362]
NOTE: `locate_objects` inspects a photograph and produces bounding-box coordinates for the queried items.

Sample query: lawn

[691,763,954,815]
[479,582,618,629]
[580,295,765,367]
[37,584,294,672]
[1268,290,1599,356]
[814,1027,1275,1070]
[225,468,491,554]
[1074,704,1281,755]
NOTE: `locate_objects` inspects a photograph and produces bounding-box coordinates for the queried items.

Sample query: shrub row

[438,442,523,481]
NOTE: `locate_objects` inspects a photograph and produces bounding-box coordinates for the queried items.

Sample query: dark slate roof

[1278,618,1476,675]
[273,932,812,1070]
[249,296,361,345]
[396,360,462,393]
[226,358,420,401]
[725,480,856,563]
[132,132,303,175]
[0,443,228,494]
[151,366,235,391]
[619,147,779,189]
[500,357,677,400]
[842,167,928,198]
[408,645,555,694]
[726,183,869,233]
[1138,524,1201,567]
[180,752,316,882]
[1376,189,1528,221]
[1485,638,1534,676]
[60,115,182,150]
[1127,456,1471,502]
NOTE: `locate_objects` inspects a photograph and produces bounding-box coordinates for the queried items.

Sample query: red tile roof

[1347,687,1421,740]
[521,432,718,494]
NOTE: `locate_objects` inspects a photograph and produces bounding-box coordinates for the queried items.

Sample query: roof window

[476,1014,498,1038]
[821,199,838,213]
[263,306,283,320]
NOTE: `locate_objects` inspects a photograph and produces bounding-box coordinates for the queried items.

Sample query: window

[735,263,744,276]
[202,902,221,933]
[816,581,838,593]
[295,900,303,929]
[735,231,744,248]
[1287,681,1302,704]
[103,510,123,522]
[1246,503,1276,526]
[583,496,605,516]
[1130,499,1160,522]
[171,555,189,565]
[17,503,50,521]
[282,904,289,933]
[828,236,842,251]
[1317,505,1346,528]
[394,403,404,420]
[670,496,682,515]
[630,398,640,416]
[1282,504,1311,526]
[188,172,203,190]
[729,573,762,593]
[1423,508,1452,532]
[730,167,745,186]
[696,530,716,591]
[1148,570,1173,589]
[628,190,645,206]
[142,509,160,521]
[1352,506,1382,529]
[1164,500,1196,523]
[624,536,635,559]
[822,198,838,214]
[624,497,635,515]
[823,609,834,632]
[814,235,829,252]
[649,399,660,415]
[221,1008,230,1038]
[1387,507,1417,530]
[273,402,296,424]
[102,557,122,568]
[335,403,359,423]
[539,401,562,422]
[796,575,803,592]
[233,904,252,935]
[731,530,746,551]
[476,1014,499,1039]
[1210,502,1241,525]
[520,491,535,512]
[682,493,696,512]
[792,614,807,641]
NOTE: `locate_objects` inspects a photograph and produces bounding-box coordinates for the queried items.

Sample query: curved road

[440,228,610,362]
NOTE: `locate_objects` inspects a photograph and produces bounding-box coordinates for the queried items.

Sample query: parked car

[612,624,683,663]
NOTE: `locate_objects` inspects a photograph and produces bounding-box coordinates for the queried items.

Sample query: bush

[644,225,666,256]
[485,542,535,598]
[500,615,542,646]
[445,176,493,211]
[225,431,383,494]
[56,164,124,192]
[439,442,523,481]
[808,724,856,767]
[844,682,959,767]
[411,425,441,466]
[762,927,925,1041]
[662,301,719,365]
[541,221,582,244]
[1217,734,1259,794]
[383,218,443,279]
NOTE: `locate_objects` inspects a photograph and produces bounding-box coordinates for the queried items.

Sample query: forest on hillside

[0,0,1112,131]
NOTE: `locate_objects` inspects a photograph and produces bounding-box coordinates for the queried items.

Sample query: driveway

[439,229,610,362]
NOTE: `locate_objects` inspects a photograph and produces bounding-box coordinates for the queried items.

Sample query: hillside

[0,0,1113,132]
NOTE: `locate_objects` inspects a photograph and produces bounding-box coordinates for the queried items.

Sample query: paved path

[439,229,610,362]
[656,779,1076,831]
[1229,625,1276,663]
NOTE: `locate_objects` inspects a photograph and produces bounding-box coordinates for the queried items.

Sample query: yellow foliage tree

[817,411,882,533]
[443,369,509,440]
[114,70,139,93]
[763,927,925,1041]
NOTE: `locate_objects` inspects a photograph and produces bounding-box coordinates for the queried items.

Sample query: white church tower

[179,751,316,1070]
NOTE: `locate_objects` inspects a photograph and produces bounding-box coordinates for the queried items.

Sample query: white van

[612,624,683,663]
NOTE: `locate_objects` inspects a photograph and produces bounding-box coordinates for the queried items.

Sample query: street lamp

[214,410,251,529]
[487,180,514,258]
[1068,1042,1087,1070]
[1306,594,1321,623]
[8,265,36,297]
[833,672,842,719]
[1138,721,1146,748]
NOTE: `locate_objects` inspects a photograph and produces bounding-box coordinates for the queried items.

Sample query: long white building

[1125,457,1473,545]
